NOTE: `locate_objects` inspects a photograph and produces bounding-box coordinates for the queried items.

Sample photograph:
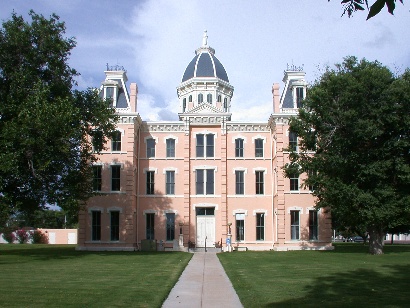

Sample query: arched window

[207,93,212,103]
[198,93,203,103]
[189,95,192,102]
[217,95,222,103]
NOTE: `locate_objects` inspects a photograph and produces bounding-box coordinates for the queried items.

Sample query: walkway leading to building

[162,252,243,308]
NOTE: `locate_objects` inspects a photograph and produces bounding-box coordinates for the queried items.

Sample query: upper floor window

[111,165,121,191]
[223,98,228,111]
[217,95,222,103]
[296,87,304,108]
[289,131,298,152]
[93,165,102,191]
[196,134,214,158]
[235,138,244,158]
[146,171,155,195]
[189,95,192,102]
[105,86,115,107]
[207,93,212,103]
[198,93,203,103]
[166,139,175,158]
[146,138,155,158]
[255,171,264,195]
[111,131,121,152]
[255,138,264,157]
[235,170,245,195]
[196,169,214,195]
[92,130,103,152]
[290,173,299,191]
[165,171,175,195]
[183,98,187,112]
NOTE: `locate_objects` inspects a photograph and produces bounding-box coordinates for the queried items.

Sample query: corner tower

[177,31,234,119]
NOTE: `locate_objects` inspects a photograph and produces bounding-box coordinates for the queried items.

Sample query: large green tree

[331,0,404,19]
[0,11,117,221]
[285,57,410,254]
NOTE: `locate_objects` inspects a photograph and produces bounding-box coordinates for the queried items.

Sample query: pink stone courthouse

[77,32,333,251]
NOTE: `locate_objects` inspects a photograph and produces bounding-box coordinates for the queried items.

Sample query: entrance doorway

[196,207,215,247]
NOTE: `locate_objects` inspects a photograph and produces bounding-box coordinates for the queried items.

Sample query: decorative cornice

[226,123,270,132]
[141,122,185,132]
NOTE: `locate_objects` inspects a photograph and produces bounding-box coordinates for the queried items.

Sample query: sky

[1,0,410,122]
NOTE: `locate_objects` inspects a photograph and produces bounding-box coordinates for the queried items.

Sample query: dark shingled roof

[182,51,229,83]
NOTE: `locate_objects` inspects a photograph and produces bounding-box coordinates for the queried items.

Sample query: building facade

[77,33,333,251]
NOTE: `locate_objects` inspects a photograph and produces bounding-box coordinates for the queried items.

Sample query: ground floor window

[110,211,120,241]
[309,210,318,240]
[290,210,300,240]
[146,213,155,240]
[166,213,175,241]
[91,211,101,241]
[256,213,265,241]
[235,213,245,241]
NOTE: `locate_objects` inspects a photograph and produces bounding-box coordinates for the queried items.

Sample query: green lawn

[0,245,192,308]
[218,243,410,307]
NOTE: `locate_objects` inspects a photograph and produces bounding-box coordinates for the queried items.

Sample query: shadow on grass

[264,264,410,307]
[328,243,410,254]
[0,244,186,263]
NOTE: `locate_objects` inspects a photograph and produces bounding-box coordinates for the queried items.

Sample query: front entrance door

[196,207,215,247]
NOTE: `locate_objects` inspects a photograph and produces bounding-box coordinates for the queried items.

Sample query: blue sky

[1,0,409,121]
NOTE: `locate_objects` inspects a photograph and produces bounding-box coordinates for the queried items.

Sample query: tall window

[166,139,175,158]
[217,95,221,102]
[196,169,214,195]
[92,130,103,152]
[166,213,175,241]
[111,131,121,152]
[296,87,304,108]
[309,210,318,240]
[236,213,245,241]
[196,134,214,158]
[255,138,263,157]
[146,213,155,240]
[91,211,101,241]
[146,171,155,195]
[146,138,155,158]
[198,93,203,103]
[235,170,244,195]
[207,93,212,103]
[165,171,175,195]
[110,211,120,241]
[235,138,244,157]
[111,165,121,191]
[291,210,300,240]
[93,165,102,191]
[256,213,265,241]
[255,171,264,195]
[182,98,186,112]
[223,98,228,111]
[290,173,299,191]
[289,131,298,152]
[189,95,192,102]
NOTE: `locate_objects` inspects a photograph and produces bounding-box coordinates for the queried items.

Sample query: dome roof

[181,32,229,83]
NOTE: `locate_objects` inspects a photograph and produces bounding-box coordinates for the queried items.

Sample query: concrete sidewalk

[162,252,243,308]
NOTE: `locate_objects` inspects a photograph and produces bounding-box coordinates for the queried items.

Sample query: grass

[218,243,410,307]
[0,244,192,308]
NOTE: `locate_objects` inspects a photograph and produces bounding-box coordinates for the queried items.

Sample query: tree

[330,0,405,20]
[284,57,410,255]
[0,11,118,220]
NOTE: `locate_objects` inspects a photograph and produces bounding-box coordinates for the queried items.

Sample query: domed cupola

[177,31,234,118]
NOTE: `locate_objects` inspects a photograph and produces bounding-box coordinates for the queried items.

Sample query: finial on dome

[202,30,208,47]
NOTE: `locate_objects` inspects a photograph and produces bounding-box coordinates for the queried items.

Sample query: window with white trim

[255,138,263,157]
[111,165,121,191]
[91,210,101,241]
[236,213,245,241]
[235,138,244,158]
[146,213,155,240]
[290,173,299,191]
[196,169,214,195]
[255,171,264,195]
[146,138,155,158]
[146,171,155,195]
[235,170,245,195]
[166,213,175,241]
[291,210,300,240]
[165,171,175,195]
[256,213,265,241]
[196,134,214,158]
[166,138,175,158]
[110,211,120,241]
[289,131,298,152]
[93,165,102,191]
[309,210,318,240]
[111,131,121,152]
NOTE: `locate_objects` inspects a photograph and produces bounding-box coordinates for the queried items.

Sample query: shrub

[31,230,49,244]
[2,231,16,244]
[16,229,30,244]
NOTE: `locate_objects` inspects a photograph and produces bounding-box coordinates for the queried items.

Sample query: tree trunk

[368,226,384,255]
